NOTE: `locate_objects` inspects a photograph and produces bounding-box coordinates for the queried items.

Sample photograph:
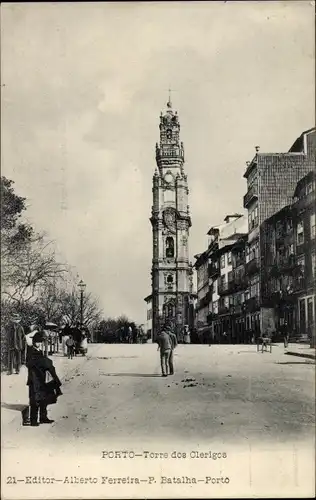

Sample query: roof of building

[207,226,220,236]
[223,214,243,223]
[288,127,316,153]
[261,204,293,226]
[243,127,315,179]
[220,232,247,241]
[193,251,208,267]
[293,170,315,198]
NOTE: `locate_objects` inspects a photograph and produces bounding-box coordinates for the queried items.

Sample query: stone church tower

[150,98,194,341]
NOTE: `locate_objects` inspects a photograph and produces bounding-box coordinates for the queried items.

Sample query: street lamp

[78,279,86,328]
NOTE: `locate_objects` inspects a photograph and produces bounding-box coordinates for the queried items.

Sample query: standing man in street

[166,324,178,375]
[157,324,172,377]
[26,331,62,426]
[281,321,289,348]
[157,322,178,377]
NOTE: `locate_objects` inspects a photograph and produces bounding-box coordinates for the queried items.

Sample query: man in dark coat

[71,322,82,355]
[25,332,62,426]
[7,313,25,375]
[157,322,178,377]
[166,324,178,375]
[157,327,172,377]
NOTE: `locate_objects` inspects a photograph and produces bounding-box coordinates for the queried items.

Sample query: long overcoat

[26,347,62,406]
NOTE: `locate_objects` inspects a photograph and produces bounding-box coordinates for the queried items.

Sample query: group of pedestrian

[117,324,140,344]
[62,322,88,358]
[5,313,63,427]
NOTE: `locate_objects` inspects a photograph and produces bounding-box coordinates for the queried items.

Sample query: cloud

[1,2,314,322]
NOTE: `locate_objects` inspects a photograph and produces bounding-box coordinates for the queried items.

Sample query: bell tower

[150,97,194,342]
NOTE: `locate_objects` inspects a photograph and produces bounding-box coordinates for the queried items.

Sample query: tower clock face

[164,173,173,184]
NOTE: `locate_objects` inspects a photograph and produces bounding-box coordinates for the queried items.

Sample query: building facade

[261,170,315,344]
[293,171,315,344]
[194,250,210,342]
[145,99,195,342]
[144,294,152,340]
[194,215,249,343]
[209,215,248,343]
[243,127,316,335]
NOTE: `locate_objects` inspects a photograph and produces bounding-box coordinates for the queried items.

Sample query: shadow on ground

[276,361,315,365]
[1,402,27,411]
[100,373,161,378]
[88,356,140,360]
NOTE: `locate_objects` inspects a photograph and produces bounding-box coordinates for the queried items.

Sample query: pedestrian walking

[6,313,25,375]
[132,325,138,344]
[128,325,133,344]
[25,332,62,427]
[183,325,191,344]
[80,333,88,356]
[72,322,82,355]
[281,321,289,348]
[66,335,75,359]
[157,327,171,377]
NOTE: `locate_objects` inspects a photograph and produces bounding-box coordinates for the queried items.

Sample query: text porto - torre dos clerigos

[101,450,228,460]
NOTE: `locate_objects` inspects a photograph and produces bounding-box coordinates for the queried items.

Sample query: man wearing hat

[7,313,25,375]
[156,322,178,377]
[25,331,62,426]
[165,323,178,376]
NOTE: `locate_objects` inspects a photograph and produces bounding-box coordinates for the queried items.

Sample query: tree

[1,177,33,256]
[1,177,69,305]
[55,287,102,329]
[97,314,133,343]
[2,233,69,305]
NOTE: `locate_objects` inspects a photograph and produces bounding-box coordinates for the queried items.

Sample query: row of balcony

[216,258,259,296]
[206,297,260,322]
[208,262,220,278]
[261,275,314,306]
[217,276,248,295]
[204,275,313,324]
[268,254,298,277]
[209,256,259,284]
[196,291,212,311]
[218,297,260,315]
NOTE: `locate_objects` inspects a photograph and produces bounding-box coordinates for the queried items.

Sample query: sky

[1,1,314,323]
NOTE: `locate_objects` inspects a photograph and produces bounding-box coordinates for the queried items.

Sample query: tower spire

[167,87,172,108]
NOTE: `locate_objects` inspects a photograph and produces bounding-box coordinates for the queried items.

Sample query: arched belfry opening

[166,236,174,258]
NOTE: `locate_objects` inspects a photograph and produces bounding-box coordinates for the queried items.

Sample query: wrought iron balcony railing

[208,262,220,278]
[245,296,260,312]
[245,257,259,276]
[243,184,258,208]
[218,303,230,315]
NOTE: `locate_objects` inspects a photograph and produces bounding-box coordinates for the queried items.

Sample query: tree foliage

[1,177,103,369]
[96,315,146,344]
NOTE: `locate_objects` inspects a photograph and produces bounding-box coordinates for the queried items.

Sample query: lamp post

[78,279,86,328]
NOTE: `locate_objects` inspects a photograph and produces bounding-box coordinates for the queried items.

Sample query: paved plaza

[2,343,315,444]
[1,343,315,499]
